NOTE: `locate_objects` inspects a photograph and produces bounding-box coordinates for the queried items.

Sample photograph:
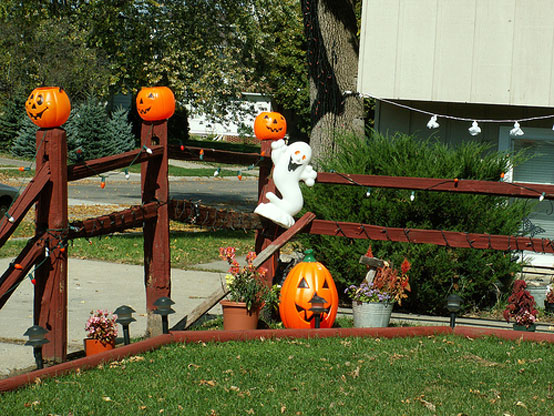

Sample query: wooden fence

[1,120,553,362]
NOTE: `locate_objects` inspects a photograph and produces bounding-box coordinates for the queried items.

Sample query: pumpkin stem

[303,249,317,263]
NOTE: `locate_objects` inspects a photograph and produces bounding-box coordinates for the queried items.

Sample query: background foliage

[301,132,532,314]
[11,99,135,161]
[0,0,310,143]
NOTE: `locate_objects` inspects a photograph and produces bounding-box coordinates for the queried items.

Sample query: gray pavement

[0,257,231,378]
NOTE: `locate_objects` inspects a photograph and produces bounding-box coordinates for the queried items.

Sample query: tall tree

[300,0,364,163]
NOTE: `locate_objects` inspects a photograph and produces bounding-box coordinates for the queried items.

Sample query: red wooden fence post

[141,121,171,336]
[34,128,68,362]
[255,140,280,284]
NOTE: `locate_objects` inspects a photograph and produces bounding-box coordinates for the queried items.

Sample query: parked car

[0,183,19,216]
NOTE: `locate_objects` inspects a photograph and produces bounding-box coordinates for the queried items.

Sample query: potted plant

[219,247,272,330]
[345,255,411,328]
[544,284,554,313]
[503,280,538,331]
[84,309,118,356]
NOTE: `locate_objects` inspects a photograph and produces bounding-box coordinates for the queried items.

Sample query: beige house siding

[358,0,554,107]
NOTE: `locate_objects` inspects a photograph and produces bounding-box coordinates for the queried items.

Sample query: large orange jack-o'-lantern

[25,87,71,128]
[136,86,175,121]
[254,111,287,140]
[279,250,338,329]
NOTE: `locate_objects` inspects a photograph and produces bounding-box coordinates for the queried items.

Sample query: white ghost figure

[254,140,317,228]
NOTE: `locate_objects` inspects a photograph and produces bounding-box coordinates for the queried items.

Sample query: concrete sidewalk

[0,257,230,378]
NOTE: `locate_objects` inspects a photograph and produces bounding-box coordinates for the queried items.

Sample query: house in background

[357,0,554,270]
[187,92,272,143]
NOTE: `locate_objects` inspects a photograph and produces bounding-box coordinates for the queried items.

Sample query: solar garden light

[24,325,49,370]
[154,296,175,334]
[309,293,328,329]
[114,305,136,345]
[446,294,463,329]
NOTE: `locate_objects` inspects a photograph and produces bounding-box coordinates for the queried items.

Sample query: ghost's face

[288,142,312,167]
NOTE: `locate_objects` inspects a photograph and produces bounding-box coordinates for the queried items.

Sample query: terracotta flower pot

[84,338,116,356]
[220,300,260,330]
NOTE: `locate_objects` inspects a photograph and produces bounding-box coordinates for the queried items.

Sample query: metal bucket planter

[352,301,393,328]
[513,324,536,332]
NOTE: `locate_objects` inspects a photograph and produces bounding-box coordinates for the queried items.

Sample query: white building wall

[188,93,272,138]
[358,0,554,107]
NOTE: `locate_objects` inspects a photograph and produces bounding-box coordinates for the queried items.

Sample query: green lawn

[1,334,553,415]
[0,228,256,269]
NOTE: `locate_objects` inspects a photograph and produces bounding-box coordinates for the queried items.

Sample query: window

[499,126,554,265]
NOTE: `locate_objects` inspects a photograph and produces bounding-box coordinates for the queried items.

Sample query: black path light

[446,294,463,329]
[154,297,175,334]
[24,325,49,369]
[309,293,328,329]
[114,305,136,345]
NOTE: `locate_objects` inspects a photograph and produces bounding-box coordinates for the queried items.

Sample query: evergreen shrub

[301,132,532,314]
[11,116,37,159]
[11,96,136,162]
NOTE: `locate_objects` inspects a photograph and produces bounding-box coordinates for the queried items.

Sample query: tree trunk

[301,0,364,164]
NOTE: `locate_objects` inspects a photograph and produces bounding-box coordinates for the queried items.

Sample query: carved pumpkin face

[25,87,71,128]
[136,86,175,121]
[279,250,338,329]
[254,111,286,140]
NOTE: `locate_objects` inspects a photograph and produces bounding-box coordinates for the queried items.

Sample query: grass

[0,164,254,180]
[0,225,256,269]
[1,334,554,415]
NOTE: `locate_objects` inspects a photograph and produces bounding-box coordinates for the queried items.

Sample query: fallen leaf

[280,405,286,413]
[246,409,255,414]
[199,379,216,387]
[102,396,112,402]
[515,401,527,408]
[416,396,436,412]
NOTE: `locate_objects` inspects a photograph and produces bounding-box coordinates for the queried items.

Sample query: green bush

[301,132,531,314]
[10,115,37,159]
[11,96,136,162]
[0,95,26,151]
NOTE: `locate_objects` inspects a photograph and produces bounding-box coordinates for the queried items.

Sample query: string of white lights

[344,90,554,136]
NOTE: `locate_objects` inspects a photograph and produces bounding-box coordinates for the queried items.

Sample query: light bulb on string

[199,149,204,160]
[143,145,153,154]
[214,167,221,177]
[18,166,30,172]
[510,121,524,136]
[500,172,505,181]
[427,115,439,129]
[180,143,185,151]
[468,121,481,136]
[4,212,15,223]
[30,274,36,285]
[124,169,130,180]
[410,191,415,202]
[100,176,106,189]
[365,187,371,197]
[237,170,243,181]
[539,192,545,202]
